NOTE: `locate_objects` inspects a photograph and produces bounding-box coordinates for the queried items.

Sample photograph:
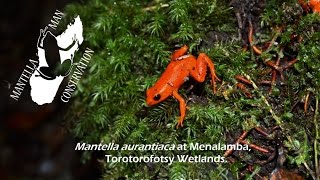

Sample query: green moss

[65,0,320,179]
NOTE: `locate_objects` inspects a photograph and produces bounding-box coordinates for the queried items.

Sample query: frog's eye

[153,94,161,101]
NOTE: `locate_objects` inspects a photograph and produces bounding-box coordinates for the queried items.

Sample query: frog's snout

[146,91,161,107]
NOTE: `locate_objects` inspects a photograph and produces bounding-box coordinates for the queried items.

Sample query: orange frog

[299,0,320,13]
[146,45,220,128]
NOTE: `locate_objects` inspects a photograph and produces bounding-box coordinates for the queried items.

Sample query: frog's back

[155,56,196,89]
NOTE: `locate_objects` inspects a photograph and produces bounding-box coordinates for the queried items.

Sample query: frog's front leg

[172,90,186,128]
[190,53,220,93]
[171,45,188,60]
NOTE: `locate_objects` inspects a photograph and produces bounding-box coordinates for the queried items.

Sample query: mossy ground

[64,0,320,179]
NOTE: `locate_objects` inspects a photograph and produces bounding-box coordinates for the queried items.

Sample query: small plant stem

[266,26,282,50]
[244,74,282,126]
[314,95,319,180]
[143,3,169,11]
[304,161,316,180]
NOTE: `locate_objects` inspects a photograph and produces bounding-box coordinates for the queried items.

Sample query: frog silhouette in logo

[30,16,83,105]
[35,27,76,80]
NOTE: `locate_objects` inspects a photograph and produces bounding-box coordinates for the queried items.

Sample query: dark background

[0,1,100,179]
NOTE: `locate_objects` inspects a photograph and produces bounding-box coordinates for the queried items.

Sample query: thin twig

[244,74,282,125]
[314,95,319,179]
[143,4,169,11]
[304,162,316,180]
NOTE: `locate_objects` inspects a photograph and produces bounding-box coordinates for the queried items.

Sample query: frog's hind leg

[172,90,186,128]
[171,45,189,61]
[190,53,220,93]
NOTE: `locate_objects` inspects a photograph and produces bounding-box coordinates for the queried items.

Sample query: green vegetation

[64,0,320,179]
